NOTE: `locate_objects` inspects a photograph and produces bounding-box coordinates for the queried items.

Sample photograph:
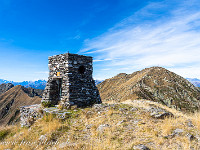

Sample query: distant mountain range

[0,79,104,90]
[0,79,47,90]
[0,78,199,91]
[95,80,104,85]
[186,78,200,87]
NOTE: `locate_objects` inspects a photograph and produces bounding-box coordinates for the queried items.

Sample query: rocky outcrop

[133,144,150,150]
[148,106,174,119]
[97,67,200,112]
[0,83,14,95]
[20,104,43,127]
[21,86,43,98]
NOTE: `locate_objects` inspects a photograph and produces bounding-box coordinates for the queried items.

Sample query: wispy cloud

[80,0,200,79]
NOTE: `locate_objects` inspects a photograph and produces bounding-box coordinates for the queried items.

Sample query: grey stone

[186,133,195,141]
[117,120,126,126]
[186,120,194,127]
[97,124,110,132]
[130,108,138,111]
[39,134,47,142]
[173,129,184,135]
[93,104,103,109]
[20,104,43,127]
[133,144,150,150]
[164,129,184,139]
[85,124,93,129]
[148,107,173,119]
[59,142,68,149]
[0,83,14,95]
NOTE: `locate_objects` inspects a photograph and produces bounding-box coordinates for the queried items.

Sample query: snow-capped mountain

[0,79,47,89]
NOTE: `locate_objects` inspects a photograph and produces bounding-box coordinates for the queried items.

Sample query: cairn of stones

[42,53,101,108]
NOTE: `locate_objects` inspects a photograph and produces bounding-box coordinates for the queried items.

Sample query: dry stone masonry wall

[42,53,101,107]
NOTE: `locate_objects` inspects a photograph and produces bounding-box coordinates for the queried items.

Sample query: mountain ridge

[0,85,42,125]
[97,66,200,112]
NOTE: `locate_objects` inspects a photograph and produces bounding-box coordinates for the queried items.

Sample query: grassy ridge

[0,101,200,149]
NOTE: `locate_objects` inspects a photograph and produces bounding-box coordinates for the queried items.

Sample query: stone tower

[42,53,101,107]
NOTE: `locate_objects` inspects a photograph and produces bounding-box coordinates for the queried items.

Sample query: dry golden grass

[0,101,200,149]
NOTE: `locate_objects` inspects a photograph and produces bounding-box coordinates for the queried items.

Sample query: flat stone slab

[20,104,73,127]
[21,104,41,109]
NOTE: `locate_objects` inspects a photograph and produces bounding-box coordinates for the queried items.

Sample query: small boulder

[39,134,47,143]
[85,124,93,129]
[186,120,194,127]
[130,108,138,112]
[133,144,150,150]
[173,129,184,135]
[148,107,173,119]
[97,124,110,132]
[117,120,126,126]
[59,142,68,149]
[186,133,195,141]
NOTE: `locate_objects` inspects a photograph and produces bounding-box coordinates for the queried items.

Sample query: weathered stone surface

[133,144,150,150]
[186,119,194,127]
[148,107,174,119]
[42,53,101,107]
[97,124,110,132]
[164,128,184,139]
[21,86,43,98]
[186,133,195,141]
[20,104,78,127]
[39,134,48,142]
[173,128,184,135]
[20,104,43,127]
[0,83,14,95]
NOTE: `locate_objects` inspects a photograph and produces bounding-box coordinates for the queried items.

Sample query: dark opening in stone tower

[42,53,101,107]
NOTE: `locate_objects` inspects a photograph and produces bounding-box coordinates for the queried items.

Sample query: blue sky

[0,0,200,81]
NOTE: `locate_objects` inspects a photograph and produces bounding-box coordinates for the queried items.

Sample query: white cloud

[80,0,200,79]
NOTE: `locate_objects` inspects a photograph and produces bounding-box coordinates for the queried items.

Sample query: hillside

[97,67,200,112]
[1,101,200,149]
[0,85,42,125]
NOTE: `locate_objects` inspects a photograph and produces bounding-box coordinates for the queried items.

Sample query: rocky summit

[97,67,200,112]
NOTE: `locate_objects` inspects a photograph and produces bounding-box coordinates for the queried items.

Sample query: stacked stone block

[42,53,101,107]
[20,104,42,127]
